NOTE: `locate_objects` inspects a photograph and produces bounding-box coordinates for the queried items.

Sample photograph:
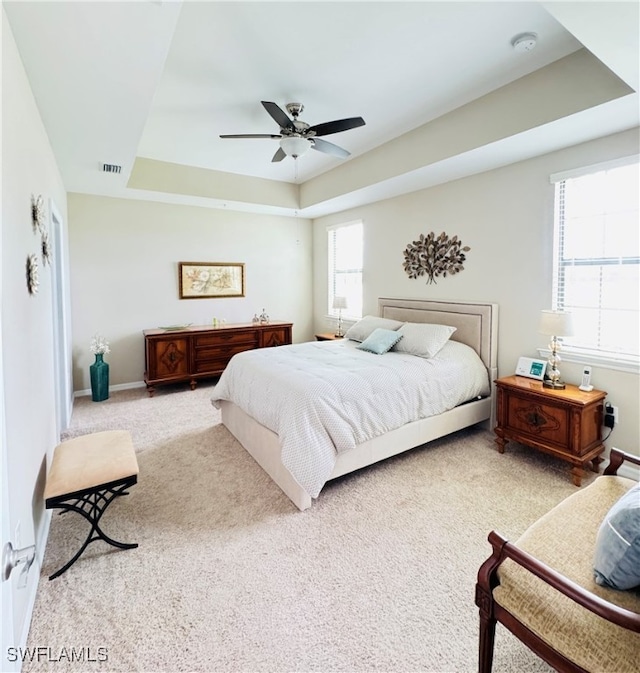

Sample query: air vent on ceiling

[102,163,122,174]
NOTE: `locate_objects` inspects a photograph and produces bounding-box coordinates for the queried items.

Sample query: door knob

[2,542,36,587]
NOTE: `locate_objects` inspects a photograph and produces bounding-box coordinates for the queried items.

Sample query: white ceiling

[4,1,639,216]
[140,1,582,182]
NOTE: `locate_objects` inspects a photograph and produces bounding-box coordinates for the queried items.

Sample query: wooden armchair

[475,448,640,673]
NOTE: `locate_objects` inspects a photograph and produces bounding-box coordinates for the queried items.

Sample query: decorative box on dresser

[143,322,292,396]
[494,375,606,487]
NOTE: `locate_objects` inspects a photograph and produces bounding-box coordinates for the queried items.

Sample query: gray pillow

[593,483,640,590]
[392,322,456,358]
[344,315,403,342]
[356,328,403,355]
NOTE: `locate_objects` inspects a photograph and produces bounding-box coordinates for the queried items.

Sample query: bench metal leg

[46,476,138,580]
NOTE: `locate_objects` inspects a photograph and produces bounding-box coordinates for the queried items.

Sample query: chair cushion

[45,430,138,500]
[594,483,640,590]
[493,476,640,673]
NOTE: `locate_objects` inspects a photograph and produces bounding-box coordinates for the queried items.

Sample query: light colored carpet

[25,382,592,672]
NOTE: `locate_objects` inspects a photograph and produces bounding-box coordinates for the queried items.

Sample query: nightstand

[315,333,344,341]
[494,375,607,486]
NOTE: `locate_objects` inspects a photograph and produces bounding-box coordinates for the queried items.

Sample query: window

[328,221,363,319]
[550,156,639,368]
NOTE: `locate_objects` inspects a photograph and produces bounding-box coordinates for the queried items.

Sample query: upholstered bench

[44,430,139,580]
[476,448,640,673]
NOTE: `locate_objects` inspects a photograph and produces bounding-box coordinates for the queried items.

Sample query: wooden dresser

[494,375,606,486]
[143,322,292,396]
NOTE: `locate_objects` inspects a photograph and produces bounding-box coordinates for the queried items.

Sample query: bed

[212,298,498,510]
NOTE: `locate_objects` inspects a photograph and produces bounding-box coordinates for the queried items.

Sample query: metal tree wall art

[403,231,470,284]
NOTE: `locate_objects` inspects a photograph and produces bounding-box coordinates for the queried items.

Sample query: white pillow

[392,322,456,358]
[344,315,404,342]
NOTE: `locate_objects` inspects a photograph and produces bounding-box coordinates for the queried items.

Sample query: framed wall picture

[179,262,245,299]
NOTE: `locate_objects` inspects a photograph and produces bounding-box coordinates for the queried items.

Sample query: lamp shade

[538,310,574,337]
[279,136,311,158]
[332,296,348,310]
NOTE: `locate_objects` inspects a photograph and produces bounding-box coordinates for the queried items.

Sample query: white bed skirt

[220,396,492,511]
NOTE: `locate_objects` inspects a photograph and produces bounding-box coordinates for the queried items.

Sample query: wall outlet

[604,403,618,429]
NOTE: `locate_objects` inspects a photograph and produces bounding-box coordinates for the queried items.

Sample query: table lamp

[538,310,574,389]
[333,296,348,337]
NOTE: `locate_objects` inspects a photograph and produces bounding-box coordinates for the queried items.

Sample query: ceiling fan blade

[261,101,295,131]
[308,117,365,137]
[311,137,351,159]
[271,147,286,162]
[219,134,282,139]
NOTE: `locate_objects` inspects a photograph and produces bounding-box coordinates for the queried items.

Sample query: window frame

[541,155,639,374]
[327,220,363,321]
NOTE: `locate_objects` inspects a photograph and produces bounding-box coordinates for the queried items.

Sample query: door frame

[49,198,72,435]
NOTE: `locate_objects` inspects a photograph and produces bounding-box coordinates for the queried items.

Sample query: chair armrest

[604,448,640,476]
[478,530,640,633]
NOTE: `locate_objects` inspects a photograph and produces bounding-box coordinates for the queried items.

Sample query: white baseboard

[74,381,145,397]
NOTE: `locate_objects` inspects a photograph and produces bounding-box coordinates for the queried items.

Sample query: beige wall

[313,128,639,456]
[67,194,313,391]
[2,7,69,648]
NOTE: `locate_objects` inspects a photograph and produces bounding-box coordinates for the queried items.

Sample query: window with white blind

[328,221,363,319]
[550,156,639,369]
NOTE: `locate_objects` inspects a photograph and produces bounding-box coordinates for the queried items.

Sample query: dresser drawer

[195,331,258,348]
[193,358,229,375]
[506,394,569,448]
[194,343,256,364]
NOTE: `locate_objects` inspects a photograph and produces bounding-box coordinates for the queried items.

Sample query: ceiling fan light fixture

[279,136,311,158]
[221,102,365,163]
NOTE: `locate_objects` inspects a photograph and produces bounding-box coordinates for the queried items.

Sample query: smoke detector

[511,33,538,53]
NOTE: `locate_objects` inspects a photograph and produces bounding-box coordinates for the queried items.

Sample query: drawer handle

[527,412,544,427]
[516,404,561,434]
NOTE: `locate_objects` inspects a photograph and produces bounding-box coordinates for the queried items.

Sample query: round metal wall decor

[41,228,52,266]
[31,194,46,234]
[26,253,39,294]
[403,231,470,285]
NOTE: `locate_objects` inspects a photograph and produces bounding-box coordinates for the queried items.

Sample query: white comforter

[211,339,489,499]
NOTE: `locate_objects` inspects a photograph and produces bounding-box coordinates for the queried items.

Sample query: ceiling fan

[220,101,365,162]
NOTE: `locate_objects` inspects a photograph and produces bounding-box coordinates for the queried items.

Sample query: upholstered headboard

[378,298,498,374]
